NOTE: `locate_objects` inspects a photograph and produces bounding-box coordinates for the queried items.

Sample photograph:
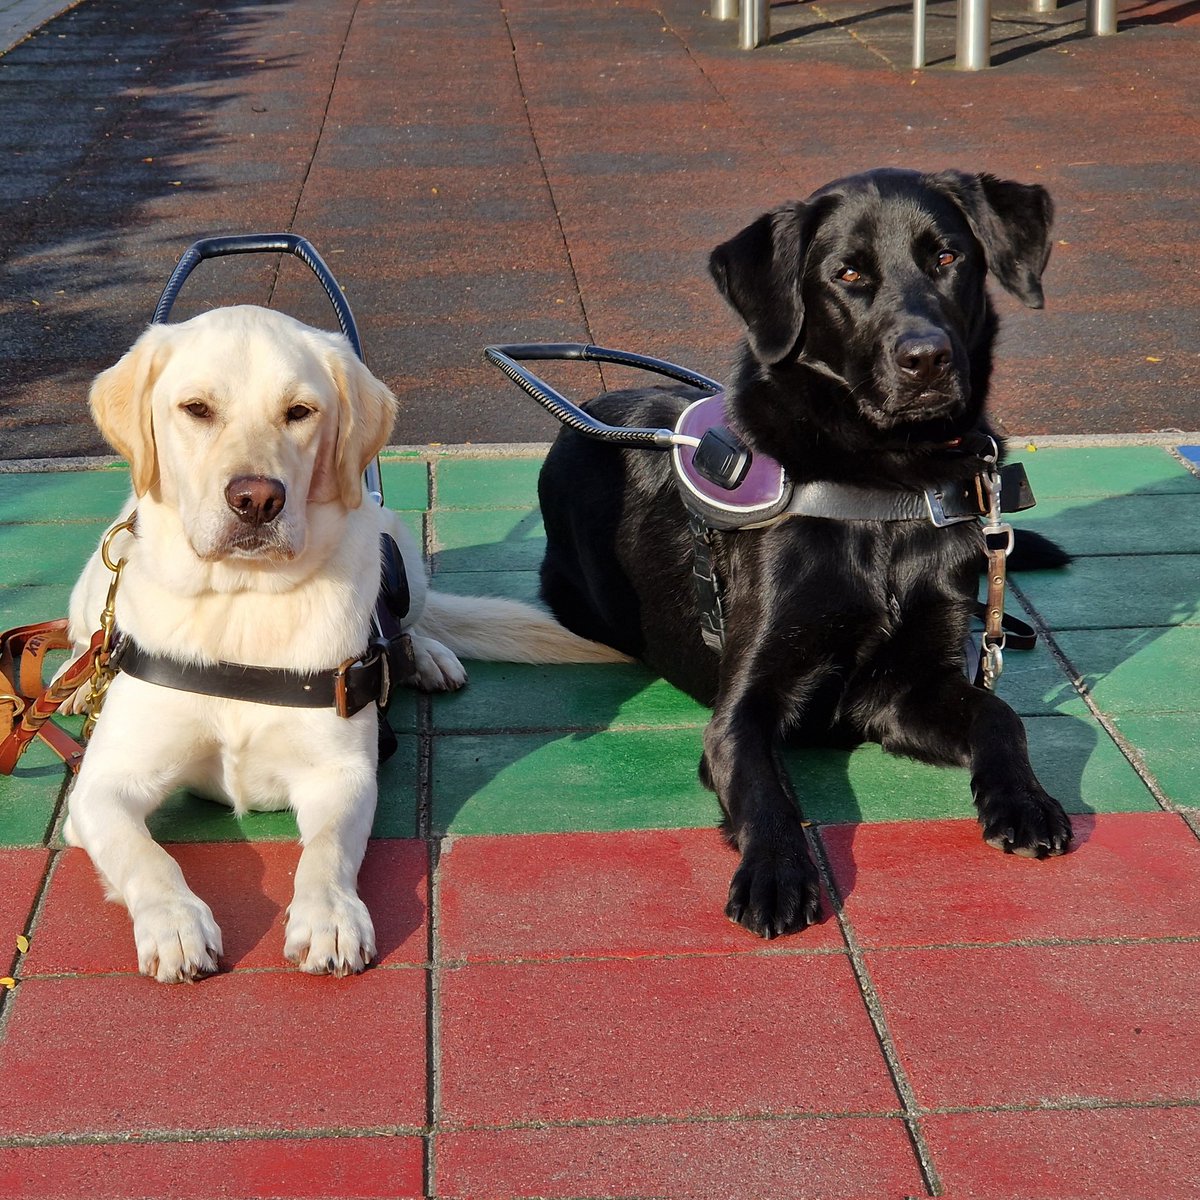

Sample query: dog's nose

[225,476,286,526]
[894,330,953,385]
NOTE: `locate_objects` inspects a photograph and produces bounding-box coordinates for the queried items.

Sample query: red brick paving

[820,811,1200,947]
[0,970,427,1138]
[922,1107,1200,1200]
[24,840,428,975]
[0,1137,426,1200]
[866,941,1200,1109]
[2,818,1198,1195]
[438,826,841,962]
[437,953,898,1127]
[0,848,48,973]
[436,1117,926,1199]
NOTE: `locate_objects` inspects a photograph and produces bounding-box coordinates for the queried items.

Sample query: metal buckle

[924,488,975,527]
[334,646,383,718]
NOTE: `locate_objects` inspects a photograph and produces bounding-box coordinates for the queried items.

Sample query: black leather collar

[112,634,402,717]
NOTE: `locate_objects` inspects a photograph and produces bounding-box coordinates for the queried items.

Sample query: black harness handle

[484,342,722,451]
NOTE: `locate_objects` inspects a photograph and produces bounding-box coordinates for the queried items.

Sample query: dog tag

[692,427,752,490]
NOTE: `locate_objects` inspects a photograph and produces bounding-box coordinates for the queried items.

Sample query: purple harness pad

[673,394,787,516]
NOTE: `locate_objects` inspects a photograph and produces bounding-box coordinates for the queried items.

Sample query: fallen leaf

[15,935,29,954]
[0,978,14,990]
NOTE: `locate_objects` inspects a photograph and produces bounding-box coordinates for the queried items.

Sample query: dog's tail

[415,590,632,664]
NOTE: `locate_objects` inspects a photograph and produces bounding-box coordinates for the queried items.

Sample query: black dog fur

[538,168,1074,939]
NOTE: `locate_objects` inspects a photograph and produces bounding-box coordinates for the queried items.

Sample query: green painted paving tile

[0,470,133,523]
[1015,555,1200,630]
[432,729,720,835]
[377,459,430,510]
[0,523,101,587]
[1017,446,1200,500]
[1114,714,1199,810]
[435,457,543,510]
[1056,627,1200,716]
[430,569,542,604]
[784,713,1155,824]
[1012,493,1200,557]
[0,584,74,629]
[980,630,1089,717]
[432,509,545,573]
[0,740,65,846]
[430,661,710,733]
[144,737,418,842]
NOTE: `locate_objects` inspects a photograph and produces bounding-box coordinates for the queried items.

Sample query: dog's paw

[978,784,1073,859]
[407,634,467,692]
[132,895,223,983]
[725,844,822,939]
[284,891,376,977]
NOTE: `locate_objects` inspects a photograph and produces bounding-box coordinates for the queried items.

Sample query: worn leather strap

[115,636,398,717]
[0,621,97,775]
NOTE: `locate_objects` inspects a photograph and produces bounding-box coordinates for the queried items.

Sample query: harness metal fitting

[82,516,136,741]
[982,638,1005,690]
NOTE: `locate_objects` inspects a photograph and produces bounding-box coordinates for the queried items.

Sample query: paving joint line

[498,0,603,395]
[266,0,362,308]
[1007,577,1183,819]
[807,829,942,1197]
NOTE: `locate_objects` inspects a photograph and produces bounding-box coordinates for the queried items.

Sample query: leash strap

[0,620,98,775]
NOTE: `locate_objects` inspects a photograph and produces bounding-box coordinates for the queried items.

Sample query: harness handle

[484,343,722,451]
[153,234,380,501]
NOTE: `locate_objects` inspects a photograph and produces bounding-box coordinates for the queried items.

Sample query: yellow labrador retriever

[64,305,622,983]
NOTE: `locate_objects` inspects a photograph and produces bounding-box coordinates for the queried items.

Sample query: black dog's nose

[225,476,286,525]
[894,330,953,385]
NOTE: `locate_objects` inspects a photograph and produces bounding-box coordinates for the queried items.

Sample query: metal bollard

[913,0,927,67]
[1086,0,1117,34]
[739,0,770,47]
[1029,0,1056,13]
[956,0,991,68]
[712,0,738,19]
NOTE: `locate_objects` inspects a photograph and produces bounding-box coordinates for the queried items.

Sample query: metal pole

[712,0,738,19]
[913,0,926,68]
[739,0,770,47]
[1029,0,1055,14]
[956,0,991,69]
[1086,0,1117,34]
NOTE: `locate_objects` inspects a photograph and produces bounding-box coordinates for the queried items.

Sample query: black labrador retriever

[537,168,1074,938]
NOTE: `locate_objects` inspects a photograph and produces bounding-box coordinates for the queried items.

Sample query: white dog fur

[63,305,624,983]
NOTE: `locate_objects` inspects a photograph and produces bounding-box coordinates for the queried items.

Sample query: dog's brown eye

[836,267,862,284]
[936,250,958,269]
[182,401,211,420]
[285,404,313,423]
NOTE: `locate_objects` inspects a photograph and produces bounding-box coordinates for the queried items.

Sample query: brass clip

[82,515,136,740]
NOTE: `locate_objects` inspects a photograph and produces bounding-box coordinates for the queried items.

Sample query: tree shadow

[0,0,301,458]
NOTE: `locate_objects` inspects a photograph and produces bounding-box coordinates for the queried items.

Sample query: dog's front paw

[408,635,467,692]
[725,843,822,939]
[284,891,376,977]
[978,783,1073,859]
[132,895,223,983]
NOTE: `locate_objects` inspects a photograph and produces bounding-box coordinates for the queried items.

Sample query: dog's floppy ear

[709,201,815,365]
[932,171,1054,309]
[88,325,169,496]
[326,339,398,509]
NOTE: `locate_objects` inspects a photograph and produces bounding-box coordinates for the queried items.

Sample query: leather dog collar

[112,634,405,718]
[671,394,1033,531]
